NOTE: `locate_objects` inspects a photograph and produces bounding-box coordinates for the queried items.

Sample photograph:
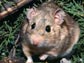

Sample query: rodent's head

[23,7,66,47]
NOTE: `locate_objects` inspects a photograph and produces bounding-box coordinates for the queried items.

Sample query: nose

[31,35,43,45]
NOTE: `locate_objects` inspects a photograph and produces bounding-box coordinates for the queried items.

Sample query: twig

[0,0,32,20]
[8,34,20,58]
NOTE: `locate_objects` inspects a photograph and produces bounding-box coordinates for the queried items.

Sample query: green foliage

[0,0,84,62]
[0,14,25,59]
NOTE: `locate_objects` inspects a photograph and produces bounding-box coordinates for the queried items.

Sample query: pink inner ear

[27,8,36,20]
[30,10,36,17]
[54,11,64,25]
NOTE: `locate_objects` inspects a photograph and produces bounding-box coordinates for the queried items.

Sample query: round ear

[26,7,38,20]
[54,9,66,25]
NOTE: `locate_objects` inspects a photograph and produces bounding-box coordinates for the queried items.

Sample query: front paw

[39,54,48,60]
[60,58,71,63]
[26,60,33,63]
[26,56,33,63]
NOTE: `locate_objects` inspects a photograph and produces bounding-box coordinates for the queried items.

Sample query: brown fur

[20,1,80,60]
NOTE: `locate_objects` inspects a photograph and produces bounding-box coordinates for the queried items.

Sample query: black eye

[31,23,36,29]
[45,25,51,32]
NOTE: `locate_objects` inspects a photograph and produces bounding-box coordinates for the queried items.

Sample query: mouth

[37,41,48,47]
